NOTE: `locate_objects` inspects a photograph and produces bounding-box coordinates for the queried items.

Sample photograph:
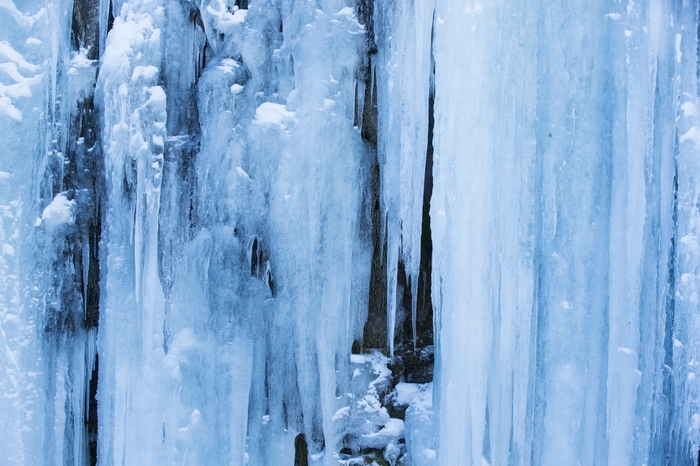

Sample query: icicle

[374,0,434,356]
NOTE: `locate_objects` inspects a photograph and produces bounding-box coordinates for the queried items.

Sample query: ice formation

[2,0,700,464]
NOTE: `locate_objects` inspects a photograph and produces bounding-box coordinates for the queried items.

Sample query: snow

[350,354,366,364]
[205,0,246,26]
[364,418,404,439]
[253,102,295,127]
[218,58,240,74]
[393,382,421,407]
[332,406,350,422]
[131,64,159,81]
[0,95,21,120]
[70,48,96,69]
[0,40,42,120]
[0,41,39,71]
[36,193,74,228]
[680,125,700,146]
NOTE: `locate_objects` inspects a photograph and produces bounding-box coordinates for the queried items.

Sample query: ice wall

[96,0,371,464]
[3,0,700,464]
[1,0,102,464]
[431,0,700,465]
[0,1,49,459]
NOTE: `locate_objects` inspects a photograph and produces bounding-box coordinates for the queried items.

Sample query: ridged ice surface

[2,0,700,465]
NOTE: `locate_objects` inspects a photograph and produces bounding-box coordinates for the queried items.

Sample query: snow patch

[350,354,367,364]
[132,65,159,82]
[680,126,700,147]
[681,101,697,117]
[254,102,295,128]
[0,41,39,71]
[0,41,42,120]
[393,383,422,406]
[218,58,240,74]
[36,194,75,228]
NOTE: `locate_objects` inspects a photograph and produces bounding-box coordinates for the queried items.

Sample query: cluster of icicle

[3,0,700,464]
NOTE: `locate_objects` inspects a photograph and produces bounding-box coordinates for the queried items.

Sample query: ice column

[431,0,538,464]
[671,0,700,461]
[0,2,50,462]
[431,0,700,464]
[96,0,167,462]
[1,0,96,464]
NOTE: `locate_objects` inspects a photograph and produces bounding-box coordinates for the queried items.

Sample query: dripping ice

[2,0,700,465]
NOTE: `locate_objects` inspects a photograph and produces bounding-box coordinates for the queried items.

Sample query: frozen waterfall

[2,0,700,464]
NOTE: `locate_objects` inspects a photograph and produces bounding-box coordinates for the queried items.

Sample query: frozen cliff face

[3,0,700,464]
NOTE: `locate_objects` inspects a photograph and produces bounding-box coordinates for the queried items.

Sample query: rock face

[2,0,700,465]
